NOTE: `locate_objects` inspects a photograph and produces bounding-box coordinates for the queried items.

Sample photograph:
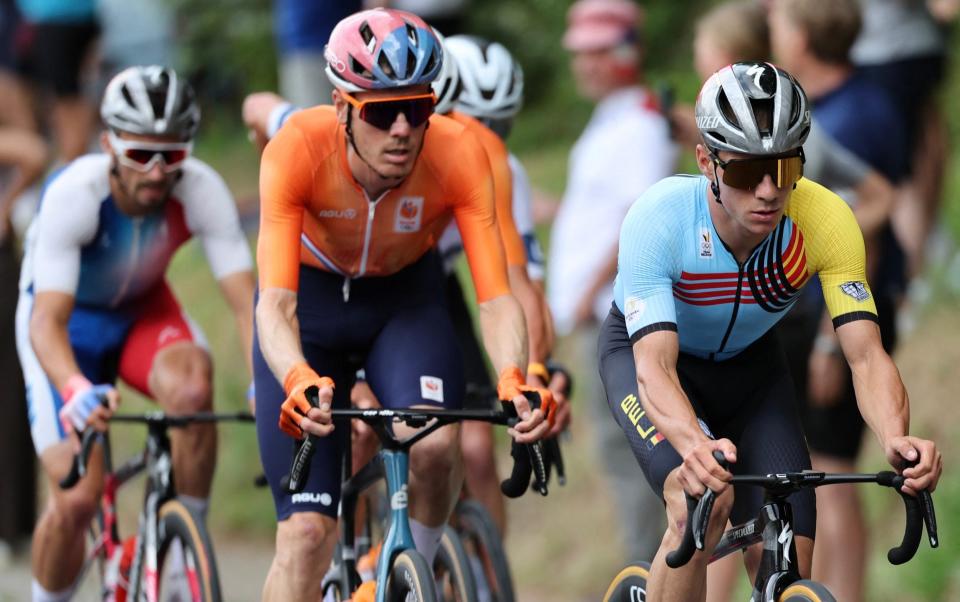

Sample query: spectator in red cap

[548,0,676,566]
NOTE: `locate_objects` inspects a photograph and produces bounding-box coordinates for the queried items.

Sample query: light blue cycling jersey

[613,175,878,360]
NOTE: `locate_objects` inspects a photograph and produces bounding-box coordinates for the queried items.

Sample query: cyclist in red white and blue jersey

[17,66,255,602]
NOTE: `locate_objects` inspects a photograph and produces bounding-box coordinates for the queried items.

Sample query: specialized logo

[420,375,444,403]
[317,208,357,219]
[840,281,870,302]
[699,227,713,258]
[624,297,646,332]
[730,522,756,539]
[391,485,408,510]
[395,197,423,232]
[628,585,645,601]
[696,115,721,129]
[291,492,333,506]
[778,523,794,566]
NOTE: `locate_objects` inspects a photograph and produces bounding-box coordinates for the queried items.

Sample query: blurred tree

[168,0,277,125]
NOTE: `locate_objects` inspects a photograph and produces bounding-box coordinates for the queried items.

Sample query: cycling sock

[409,519,443,566]
[178,495,209,522]
[31,579,74,602]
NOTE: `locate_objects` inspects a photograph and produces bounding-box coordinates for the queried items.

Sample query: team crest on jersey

[395,197,423,232]
[840,281,870,302]
[624,296,646,332]
[699,227,713,258]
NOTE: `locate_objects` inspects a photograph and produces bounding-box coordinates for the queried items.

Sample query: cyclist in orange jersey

[251,10,555,601]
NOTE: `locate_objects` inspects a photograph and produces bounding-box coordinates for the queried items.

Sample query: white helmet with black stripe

[101,65,200,141]
[696,62,810,155]
[445,35,523,121]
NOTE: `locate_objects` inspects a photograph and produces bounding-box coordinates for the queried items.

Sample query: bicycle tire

[435,526,479,602]
[601,562,651,602]
[455,500,515,602]
[778,580,837,602]
[154,499,222,602]
[386,549,439,602]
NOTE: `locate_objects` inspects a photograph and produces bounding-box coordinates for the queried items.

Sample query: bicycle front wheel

[601,562,651,602]
[155,499,222,602]
[434,526,478,602]
[778,579,837,601]
[455,500,514,602]
[387,549,439,602]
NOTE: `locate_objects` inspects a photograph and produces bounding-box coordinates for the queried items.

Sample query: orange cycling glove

[496,366,557,426]
[278,362,335,439]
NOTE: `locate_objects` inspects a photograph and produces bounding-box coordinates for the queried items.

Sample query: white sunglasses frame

[108,131,193,173]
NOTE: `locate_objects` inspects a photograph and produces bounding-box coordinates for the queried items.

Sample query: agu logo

[420,375,444,403]
[291,492,333,506]
[395,197,423,232]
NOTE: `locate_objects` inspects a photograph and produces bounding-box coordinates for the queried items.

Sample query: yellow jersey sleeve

[786,178,878,328]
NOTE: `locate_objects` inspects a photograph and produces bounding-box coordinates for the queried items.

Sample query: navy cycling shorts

[254,254,465,520]
[598,305,816,539]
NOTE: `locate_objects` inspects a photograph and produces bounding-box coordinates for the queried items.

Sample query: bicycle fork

[375,449,416,602]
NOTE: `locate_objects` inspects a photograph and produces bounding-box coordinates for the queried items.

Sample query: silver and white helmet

[445,35,523,120]
[101,65,200,140]
[695,62,810,155]
[431,29,461,115]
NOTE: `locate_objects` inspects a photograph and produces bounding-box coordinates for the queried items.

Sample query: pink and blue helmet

[324,9,443,92]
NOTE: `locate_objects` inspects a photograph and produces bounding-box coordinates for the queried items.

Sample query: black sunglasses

[711,149,805,190]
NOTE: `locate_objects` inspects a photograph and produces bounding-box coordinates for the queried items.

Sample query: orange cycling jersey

[258,106,510,302]
[447,111,526,268]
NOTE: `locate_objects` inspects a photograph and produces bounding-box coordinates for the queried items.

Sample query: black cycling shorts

[598,305,816,538]
[29,21,99,96]
[254,254,465,520]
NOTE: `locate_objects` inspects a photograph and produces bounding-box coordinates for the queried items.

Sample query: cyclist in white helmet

[18,65,255,602]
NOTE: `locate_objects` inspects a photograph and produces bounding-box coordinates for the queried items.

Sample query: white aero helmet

[431,29,461,115]
[695,62,810,155]
[445,35,523,120]
[101,65,200,140]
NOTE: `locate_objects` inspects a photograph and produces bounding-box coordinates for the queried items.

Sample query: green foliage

[168,0,277,127]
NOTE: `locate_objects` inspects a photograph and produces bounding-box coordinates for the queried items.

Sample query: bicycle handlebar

[59,410,255,491]
[281,387,552,498]
[666,452,939,569]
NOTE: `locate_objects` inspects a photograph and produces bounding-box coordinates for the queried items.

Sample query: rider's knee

[276,512,337,560]
[152,346,213,413]
[410,424,460,478]
[460,425,494,471]
[51,486,100,531]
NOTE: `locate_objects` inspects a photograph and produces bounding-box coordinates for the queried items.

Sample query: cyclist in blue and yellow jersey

[597,61,941,601]
[17,65,255,602]
[252,9,555,601]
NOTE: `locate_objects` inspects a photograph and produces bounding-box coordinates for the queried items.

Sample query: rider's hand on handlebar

[885,436,943,495]
[544,371,572,437]
[498,366,556,444]
[679,438,736,498]
[279,362,334,439]
[59,376,119,442]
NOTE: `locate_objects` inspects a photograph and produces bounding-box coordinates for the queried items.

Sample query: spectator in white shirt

[547,0,677,563]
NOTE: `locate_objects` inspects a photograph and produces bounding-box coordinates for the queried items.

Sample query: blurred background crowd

[1,0,959,600]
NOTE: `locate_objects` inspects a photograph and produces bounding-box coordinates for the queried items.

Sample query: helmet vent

[422,47,439,76]
[120,85,136,111]
[717,91,740,129]
[352,56,374,79]
[750,98,774,136]
[405,22,417,46]
[359,22,376,51]
[379,51,397,77]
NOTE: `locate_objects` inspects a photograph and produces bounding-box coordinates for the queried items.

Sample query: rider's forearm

[29,302,83,391]
[507,265,550,363]
[219,271,257,376]
[849,346,910,447]
[478,293,528,374]
[256,288,309,384]
[634,347,709,458]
